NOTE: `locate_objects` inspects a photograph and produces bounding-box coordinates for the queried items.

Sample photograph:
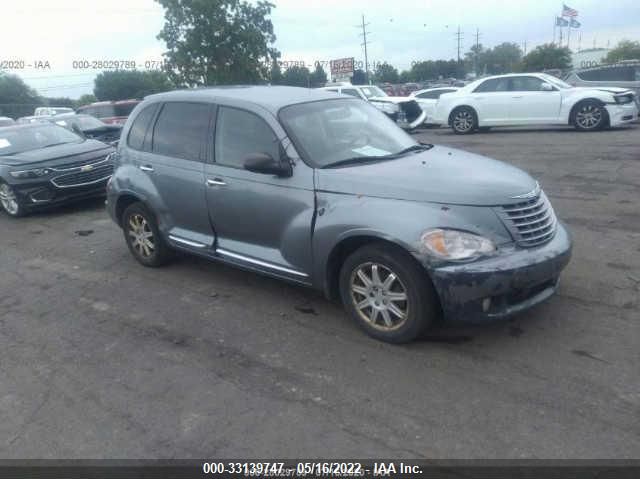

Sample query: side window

[215,107,279,169]
[473,78,509,93]
[127,104,159,151]
[341,88,361,98]
[510,76,545,91]
[152,102,211,162]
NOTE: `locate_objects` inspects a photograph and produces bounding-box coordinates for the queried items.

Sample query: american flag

[562,4,579,17]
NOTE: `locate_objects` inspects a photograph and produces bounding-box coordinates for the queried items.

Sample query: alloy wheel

[350,262,409,331]
[0,183,20,216]
[453,110,474,133]
[127,213,155,258]
[576,104,603,129]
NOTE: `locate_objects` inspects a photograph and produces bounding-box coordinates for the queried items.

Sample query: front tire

[339,243,439,343]
[122,202,173,267]
[450,106,477,134]
[0,182,25,217]
[573,100,608,131]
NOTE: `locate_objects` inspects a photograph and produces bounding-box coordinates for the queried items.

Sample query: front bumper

[12,178,110,211]
[606,102,639,126]
[428,221,572,323]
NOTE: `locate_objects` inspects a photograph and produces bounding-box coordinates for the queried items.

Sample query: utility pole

[474,28,481,77]
[523,40,527,55]
[455,26,463,63]
[357,14,372,84]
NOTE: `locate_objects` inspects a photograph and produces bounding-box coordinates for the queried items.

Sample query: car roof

[145,86,343,113]
[413,86,459,94]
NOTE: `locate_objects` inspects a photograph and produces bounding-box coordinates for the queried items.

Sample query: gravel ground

[0,124,638,459]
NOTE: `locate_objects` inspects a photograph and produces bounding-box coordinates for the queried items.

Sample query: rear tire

[0,182,26,218]
[339,243,439,343]
[573,100,608,131]
[122,202,173,267]
[450,106,478,134]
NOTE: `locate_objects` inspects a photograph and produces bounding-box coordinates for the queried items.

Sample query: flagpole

[553,16,557,45]
[567,22,571,49]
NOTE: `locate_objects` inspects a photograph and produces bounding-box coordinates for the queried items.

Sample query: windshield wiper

[322,143,434,169]
[321,156,391,169]
[393,144,433,156]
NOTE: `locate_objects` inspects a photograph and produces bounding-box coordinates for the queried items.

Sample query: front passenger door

[204,106,315,282]
[508,76,562,122]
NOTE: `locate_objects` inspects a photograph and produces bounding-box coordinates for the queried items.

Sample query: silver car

[107,86,571,343]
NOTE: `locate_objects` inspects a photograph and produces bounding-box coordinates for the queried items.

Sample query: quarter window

[127,104,159,151]
[215,107,279,169]
[152,102,211,161]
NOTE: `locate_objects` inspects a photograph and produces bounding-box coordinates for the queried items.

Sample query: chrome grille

[497,191,557,247]
[51,158,113,188]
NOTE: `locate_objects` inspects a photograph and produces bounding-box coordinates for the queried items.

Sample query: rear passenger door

[143,101,216,248]
[471,77,512,124]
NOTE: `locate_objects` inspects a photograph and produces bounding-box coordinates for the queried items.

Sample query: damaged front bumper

[428,221,572,323]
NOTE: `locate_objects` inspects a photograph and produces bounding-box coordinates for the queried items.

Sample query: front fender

[311,192,513,289]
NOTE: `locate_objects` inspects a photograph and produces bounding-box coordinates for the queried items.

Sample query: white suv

[319,83,426,130]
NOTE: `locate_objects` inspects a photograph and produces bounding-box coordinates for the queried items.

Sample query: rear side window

[114,102,140,117]
[127,104,159,151]
[510,76,545,91]
[474,78,510,92]
[215,107,278,169]
[152,102,211,162]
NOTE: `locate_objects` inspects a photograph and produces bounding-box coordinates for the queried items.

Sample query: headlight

[614,95,633,104]
[10,168,51,179]
[421,229,496,261]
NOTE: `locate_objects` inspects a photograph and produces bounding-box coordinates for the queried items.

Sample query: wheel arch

[568,98,609,126]
[323,234,437,305]
[114,192,147,227]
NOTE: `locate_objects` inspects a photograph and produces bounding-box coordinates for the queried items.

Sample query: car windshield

[541,74,572,89]
[0,124,83,156]
[360,86,387,98]
[280,98,419,168]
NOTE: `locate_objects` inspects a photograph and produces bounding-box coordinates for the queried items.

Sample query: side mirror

[244,152,292,177]
[540,83,554,92]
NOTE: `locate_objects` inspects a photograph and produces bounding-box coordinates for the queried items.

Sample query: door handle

[206,178,227,186]
[139,165,154,172]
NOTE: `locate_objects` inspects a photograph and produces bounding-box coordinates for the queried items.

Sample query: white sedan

[409,87,459,125]
[433,73,639,134]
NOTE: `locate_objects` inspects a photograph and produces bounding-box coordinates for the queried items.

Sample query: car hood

[316,145,537,206]
[572,86,634,95]
[0,139,112,166]
[370,96,415,104]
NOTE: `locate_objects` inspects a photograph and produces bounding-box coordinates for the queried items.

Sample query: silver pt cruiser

[107,86,572,343]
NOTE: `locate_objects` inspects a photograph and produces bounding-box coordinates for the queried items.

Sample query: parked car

[46,113,122,145]
[319,83,426,130]
[16,116,46,124]
[0,117,15,127]
[76,99,141,125]
[34,107,74,117]
[0,123,114,217]
[410,87,459,125]
[433,72,638,134]
[564,61,640,102]
[107,86,571,343]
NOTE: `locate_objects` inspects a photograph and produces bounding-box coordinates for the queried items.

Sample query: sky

[1,0,638,99]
